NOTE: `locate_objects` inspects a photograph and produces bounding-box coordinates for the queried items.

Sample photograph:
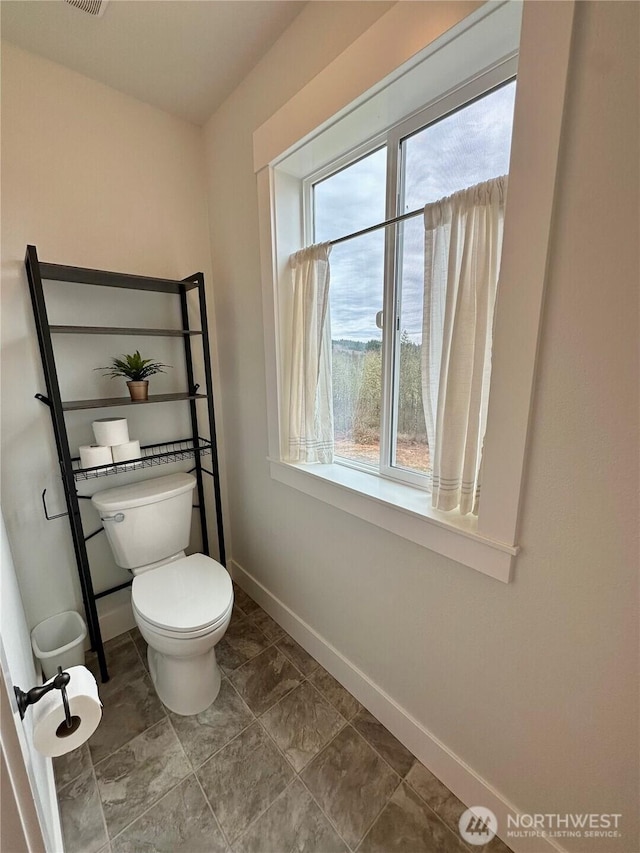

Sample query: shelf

[26,243,226,684]
[40,262,199,293]
[72,438,212,481]
[50,325,202,337]
[62,392,208,411]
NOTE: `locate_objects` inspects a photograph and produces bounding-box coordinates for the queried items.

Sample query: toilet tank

[91,473,196,570]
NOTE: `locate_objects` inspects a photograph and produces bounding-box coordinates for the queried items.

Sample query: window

[308,80,516,489]
[254,1,574,581]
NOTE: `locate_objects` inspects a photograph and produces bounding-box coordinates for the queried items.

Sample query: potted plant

[95,351,170,401]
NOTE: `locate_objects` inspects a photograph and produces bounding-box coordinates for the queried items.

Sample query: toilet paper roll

[79,445,113,469]
[32,666,102,758]
[92,418,129,447]
[112,440,141,463]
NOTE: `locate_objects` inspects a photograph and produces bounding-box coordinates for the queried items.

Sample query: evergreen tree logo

[459,807,498,845]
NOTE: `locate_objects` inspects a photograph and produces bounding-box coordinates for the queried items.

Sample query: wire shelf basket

[72,438,212,481]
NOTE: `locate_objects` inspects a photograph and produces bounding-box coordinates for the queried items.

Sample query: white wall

[1,42,220,636]
[1,2,637,849]
[204,2,638,851]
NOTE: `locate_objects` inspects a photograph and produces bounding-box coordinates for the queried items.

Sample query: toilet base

[147,645,222,716]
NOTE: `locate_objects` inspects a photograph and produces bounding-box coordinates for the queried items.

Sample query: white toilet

[91,472,233,716]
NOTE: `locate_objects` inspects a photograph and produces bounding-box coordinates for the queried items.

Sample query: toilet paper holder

[14,667,75,733]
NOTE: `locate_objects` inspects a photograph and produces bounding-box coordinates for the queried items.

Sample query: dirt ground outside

[335,435,430,474]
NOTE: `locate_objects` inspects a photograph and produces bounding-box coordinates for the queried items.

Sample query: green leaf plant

[95,351,171,382]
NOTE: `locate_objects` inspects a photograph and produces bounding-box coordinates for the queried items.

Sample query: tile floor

[55,584,512,853]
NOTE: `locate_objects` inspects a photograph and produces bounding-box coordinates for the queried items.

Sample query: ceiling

[0,0,306,125]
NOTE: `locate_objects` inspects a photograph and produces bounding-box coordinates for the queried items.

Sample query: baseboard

[229,558,567,853]
[96,587,135,642]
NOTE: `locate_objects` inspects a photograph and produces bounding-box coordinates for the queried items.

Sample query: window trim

[255,1,575,582]
[305,61,518,490]
[268,458,518,581]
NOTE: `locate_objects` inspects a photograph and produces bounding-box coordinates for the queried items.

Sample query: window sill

[268,459,518,582]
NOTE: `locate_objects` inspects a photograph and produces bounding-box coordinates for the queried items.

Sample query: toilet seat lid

[132,553,233,633]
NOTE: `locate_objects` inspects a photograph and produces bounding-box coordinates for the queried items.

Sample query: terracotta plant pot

[126,380,149,402]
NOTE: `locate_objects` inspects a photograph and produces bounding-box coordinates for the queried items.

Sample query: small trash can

[31,611,87,680]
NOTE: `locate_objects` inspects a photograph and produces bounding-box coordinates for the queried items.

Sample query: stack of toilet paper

[79,418,141,470]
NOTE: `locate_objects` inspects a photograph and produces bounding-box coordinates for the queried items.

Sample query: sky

[314,81,516,342]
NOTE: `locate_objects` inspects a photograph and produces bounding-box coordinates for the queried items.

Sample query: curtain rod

[329,205,424,247]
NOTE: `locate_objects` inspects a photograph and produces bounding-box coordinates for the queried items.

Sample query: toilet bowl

[91,473,233,716]
[132,552,233,715]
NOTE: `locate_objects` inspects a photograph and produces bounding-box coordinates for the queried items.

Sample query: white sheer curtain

[422,176,507,515]
[285,243,334,463]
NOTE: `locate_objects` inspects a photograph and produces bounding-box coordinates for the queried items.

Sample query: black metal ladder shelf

[25,245,226,683]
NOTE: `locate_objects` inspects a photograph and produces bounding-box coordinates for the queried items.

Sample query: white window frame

[254,1,575,583]
[304,61,517,492]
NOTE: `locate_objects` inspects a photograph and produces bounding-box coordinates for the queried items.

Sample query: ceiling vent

[65,0,109,17]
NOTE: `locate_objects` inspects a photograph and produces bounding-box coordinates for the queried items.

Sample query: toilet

[91,472,233,716]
